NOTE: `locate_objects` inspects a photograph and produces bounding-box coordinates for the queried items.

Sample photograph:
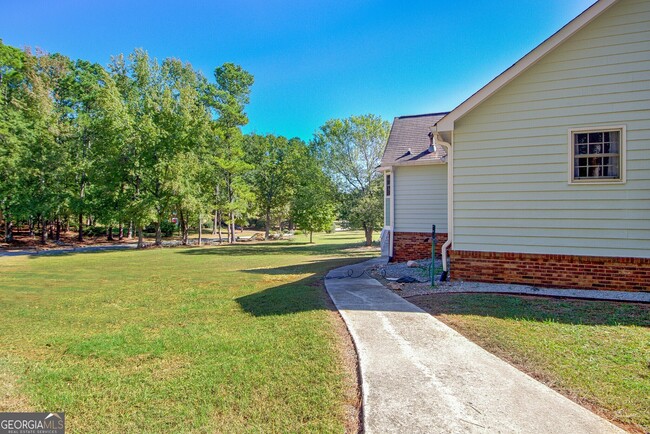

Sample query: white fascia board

[391,160,446,167]
[377,160,445,172]
[435,0,618,132]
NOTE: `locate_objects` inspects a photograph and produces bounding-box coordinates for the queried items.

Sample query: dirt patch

[321,283,362,434]
[0,359,32,412]
[0,230,136,251]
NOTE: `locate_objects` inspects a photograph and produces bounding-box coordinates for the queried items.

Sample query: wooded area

[0,41,389,247]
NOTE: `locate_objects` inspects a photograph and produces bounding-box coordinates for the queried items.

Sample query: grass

[409,293,650,432]
[0,231,377,433]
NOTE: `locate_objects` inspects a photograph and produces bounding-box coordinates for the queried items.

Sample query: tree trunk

[28,219,34,237]
[78,213,84,242]
[5,218,13,242]
[310,230,313,244]
[107,225,114,241]
[137,226,144,248]
[229,211,236,243]
[265,208,271,240]
[128,221,133,239]
[179,209,187,245]
[217,211,222,243]
[198,214,203,246]
[40,218,47,245]
[118,223,124,241]
[64,219,69,233]
[155,221,162,246]
[55,220,61,241]
[363,223,373,246]
[48,222,54,240]
[212,210,218,235]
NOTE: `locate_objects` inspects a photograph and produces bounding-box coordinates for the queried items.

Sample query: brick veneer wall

[450,250,650,292]
[391,232,448,263]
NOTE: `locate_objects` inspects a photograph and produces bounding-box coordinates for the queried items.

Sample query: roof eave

[379,159,446,170]
[436,0,618,132]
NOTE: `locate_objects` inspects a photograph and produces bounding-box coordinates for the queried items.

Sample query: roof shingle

[380,112,449,167]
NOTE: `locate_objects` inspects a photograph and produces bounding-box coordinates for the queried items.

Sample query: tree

[16,49,72,244]
[291,150,336,244]
[311,114,390,245]
[0,40,255,249]
[245,134,302,240]
[91,58,135,241]
[0,40,27,241]
[209,63,254,243]
[62,59,112,242]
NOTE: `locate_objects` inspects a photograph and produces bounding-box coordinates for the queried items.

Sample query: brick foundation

[391,232,448,263]
[450,250,650,292]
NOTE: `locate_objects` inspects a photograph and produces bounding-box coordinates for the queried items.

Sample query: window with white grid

[570,127,625,183]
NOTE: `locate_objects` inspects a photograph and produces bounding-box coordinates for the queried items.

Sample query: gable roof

[435,0,619,132]
[379,112,449,169]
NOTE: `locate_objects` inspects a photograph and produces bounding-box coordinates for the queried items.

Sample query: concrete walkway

[325,258,624,434]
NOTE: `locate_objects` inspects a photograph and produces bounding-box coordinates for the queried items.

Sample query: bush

[143,221,177,237]
[83,226,107,237]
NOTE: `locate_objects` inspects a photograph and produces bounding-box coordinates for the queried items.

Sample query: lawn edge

[321,279,364,434]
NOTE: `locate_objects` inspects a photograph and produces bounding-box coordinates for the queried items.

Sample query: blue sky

[1,0,595,140]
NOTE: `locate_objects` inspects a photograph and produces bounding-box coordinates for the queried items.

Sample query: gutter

[376,159,445,172]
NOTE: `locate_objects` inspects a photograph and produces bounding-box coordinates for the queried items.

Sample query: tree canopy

[311,114,390,245]
[0,40,388,246]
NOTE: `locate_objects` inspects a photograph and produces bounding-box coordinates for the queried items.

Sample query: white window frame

[567,125,626,185]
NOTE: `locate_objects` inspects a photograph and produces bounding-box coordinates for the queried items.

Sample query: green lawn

[410,293,650,432]
[0,231,376,433]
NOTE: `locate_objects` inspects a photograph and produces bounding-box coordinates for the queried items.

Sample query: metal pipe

[431,224,436,286]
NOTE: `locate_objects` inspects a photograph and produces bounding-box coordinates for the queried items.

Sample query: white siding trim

[383,168,395,257]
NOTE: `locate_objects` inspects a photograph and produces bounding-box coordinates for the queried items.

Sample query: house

[378,113,449,262]
[392,0,650,292]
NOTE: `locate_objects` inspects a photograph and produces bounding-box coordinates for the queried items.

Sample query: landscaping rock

[406,260,419,268]
[396,276,418,283]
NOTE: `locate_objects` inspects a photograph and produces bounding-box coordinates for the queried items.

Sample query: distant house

[386,0,650,292]
[378,113,449,262]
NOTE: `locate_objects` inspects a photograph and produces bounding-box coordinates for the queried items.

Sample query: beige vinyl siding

[452,0,650,258]
[394,165,447,233]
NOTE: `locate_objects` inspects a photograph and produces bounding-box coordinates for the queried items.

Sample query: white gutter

[376,160,445,172]
[431,130,453,274]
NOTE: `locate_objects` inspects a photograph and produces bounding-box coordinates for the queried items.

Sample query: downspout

[389,167,395,259]
[431,129,453,280]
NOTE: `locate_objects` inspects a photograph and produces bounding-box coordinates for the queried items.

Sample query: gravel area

[371,258,442,283]
[368,261,650,303]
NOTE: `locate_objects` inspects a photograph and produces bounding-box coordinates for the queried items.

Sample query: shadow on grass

[237,256,428,316]
[410,293,650,327]
[235,257,367,317]
[176,240,369,257]
[236,274,336,317]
